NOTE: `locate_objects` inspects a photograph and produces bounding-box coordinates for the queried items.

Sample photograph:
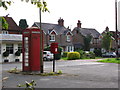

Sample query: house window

[76,30,79,34]
[67,35,71,42]
[2,31,8,34]
[18,44,22,53]
[118,39,120,45]
[49,34,55,41]
[6,44,13,54]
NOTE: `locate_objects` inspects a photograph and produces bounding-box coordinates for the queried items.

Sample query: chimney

[105,26,109,32]
[58,17,64,26]
[77,20,82,28]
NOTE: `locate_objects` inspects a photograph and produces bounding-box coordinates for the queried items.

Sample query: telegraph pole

[39,1,43,73]
[115,0,118,58]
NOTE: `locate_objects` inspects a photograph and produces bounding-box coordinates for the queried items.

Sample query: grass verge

[8,68,62,76]
[97,58,120,64]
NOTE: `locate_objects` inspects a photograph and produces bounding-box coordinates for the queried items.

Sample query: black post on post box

[50,43,58,72]
[53,54,55,72]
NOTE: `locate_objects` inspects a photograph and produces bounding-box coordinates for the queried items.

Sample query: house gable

[66,31,73,36]
[2,16,23,34]
[49,29,58,35]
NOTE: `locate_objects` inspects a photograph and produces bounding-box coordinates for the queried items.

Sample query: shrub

[89,52,95,59]
[54,47,62,60]
[15,51,21,56]
[3,51,9,57]
[76,50,86,59]
[62,52,68,57]
[94,49,102,57]
[67,52,80,60]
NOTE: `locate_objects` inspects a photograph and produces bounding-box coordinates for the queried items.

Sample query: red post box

[50,43,58,54]
[22,27,43,72]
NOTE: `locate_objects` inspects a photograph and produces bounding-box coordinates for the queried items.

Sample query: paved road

[1,59,119,88]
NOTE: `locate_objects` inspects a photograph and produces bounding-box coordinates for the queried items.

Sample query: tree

[0,17,8,30]
[19,19,28,30]
[102,32,113,52]
[0,0,49,12]
[83,35,92,51]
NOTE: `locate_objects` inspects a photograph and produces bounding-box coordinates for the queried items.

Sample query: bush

[67,52,80,60]
[94,49,102,57]
[76,50,86,59]
[62,52,68,57]
[3,51,9,57]
[89,52,95,59]
[15,51,21,56]
[76,50,95,59]
[54,47,62,60]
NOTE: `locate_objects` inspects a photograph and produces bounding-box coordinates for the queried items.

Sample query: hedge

[62,52,68,57]
[67,52,80,60]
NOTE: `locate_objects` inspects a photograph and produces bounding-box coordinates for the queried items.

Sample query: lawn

[97,58,120,64]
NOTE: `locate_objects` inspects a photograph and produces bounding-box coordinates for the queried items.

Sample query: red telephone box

[22,27,43,72]
[50,43,58,54]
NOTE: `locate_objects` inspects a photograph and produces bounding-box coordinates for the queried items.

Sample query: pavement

[1,59,119,89]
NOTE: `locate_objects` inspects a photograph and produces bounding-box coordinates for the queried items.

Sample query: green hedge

[62,52,68,57]
[67,52,80,60]
[76,50,95,59]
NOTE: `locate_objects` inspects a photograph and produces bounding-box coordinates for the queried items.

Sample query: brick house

[32,18,74,52]
[72,20,100,51]
[1,16,23,34]
[100,26,120,54]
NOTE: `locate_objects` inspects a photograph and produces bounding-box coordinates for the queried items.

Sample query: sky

[0,0,120,33]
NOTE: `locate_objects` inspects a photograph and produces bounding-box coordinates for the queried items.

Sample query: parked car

[43,51,54,61]
[102,52,117,58]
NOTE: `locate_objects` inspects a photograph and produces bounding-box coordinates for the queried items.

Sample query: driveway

[1,59,119,89]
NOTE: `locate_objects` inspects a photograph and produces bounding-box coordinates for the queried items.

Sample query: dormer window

[67,35,71,42]
[49,34,55,41]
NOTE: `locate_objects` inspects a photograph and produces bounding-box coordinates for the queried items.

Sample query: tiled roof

[32,22,70,35]
[3,17,22,31]
[0,34,22,41]
[74,27,100,38]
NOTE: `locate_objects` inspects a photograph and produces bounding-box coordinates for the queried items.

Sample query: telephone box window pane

[25,63,29,66]
[24,37,29,66]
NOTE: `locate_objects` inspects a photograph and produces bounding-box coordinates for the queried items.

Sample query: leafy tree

[83,35,92,51]
[102,32,113,52]
[0,0,49,12]
[19,19,28,30]
[0,1,12,10]
[0,17,8,30]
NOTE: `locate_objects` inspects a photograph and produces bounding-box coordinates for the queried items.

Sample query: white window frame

[49,34,55,41]
[67,35,71,42]
[2,31,8,34]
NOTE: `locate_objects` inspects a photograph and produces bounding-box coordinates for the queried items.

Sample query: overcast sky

[0,0,120,33]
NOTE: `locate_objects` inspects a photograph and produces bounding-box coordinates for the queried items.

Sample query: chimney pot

[77,20,81,28]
